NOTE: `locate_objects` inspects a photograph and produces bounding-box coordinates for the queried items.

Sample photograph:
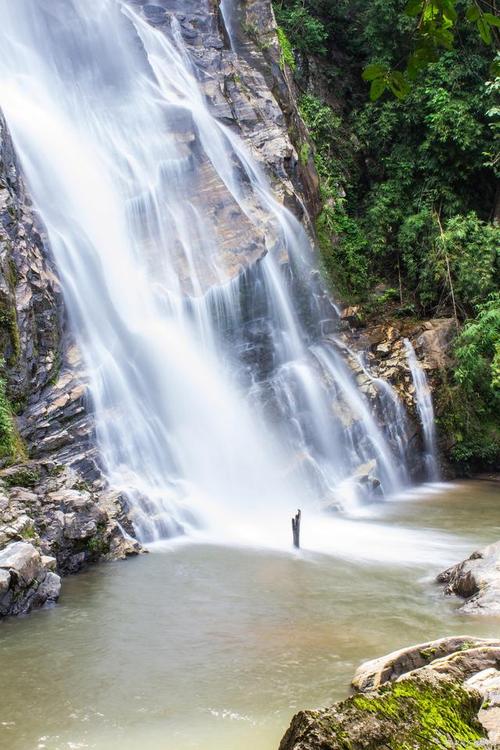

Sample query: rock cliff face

[0,0,452,617]
[0,115,141,609]
[280,637,500,750]
[0,0,321,617]
[334,313,456,479]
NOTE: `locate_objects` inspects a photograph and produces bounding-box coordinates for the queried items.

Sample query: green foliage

[274,1,328,56]
[315,203,370,297]
[0,371,16,461]
[352,47,498,313]
[276,26,296,71]
[362,0,500,99]
[437,294,500,472]
[86,535,109,556]
[277,0,499,469]
[435,214,499,310]
[299,142,310,165]
[0,301,21,365]
[455,293,500,397]
[2,467,40,489]
[399,211,498,313]
[20,523,36,541]
[363,64,411,100]
[299,93,369,297]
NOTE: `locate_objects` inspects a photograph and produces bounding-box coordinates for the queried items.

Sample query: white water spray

[0,0,424,546]
[405,340,439,481]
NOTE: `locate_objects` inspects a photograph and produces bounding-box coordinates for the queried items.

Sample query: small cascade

[345,348,411,485]
[404,340,439,481]
[0,0,431,546]
[219,0,238,50]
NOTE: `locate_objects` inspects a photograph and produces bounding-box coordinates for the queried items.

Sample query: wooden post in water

[292,509,301,549]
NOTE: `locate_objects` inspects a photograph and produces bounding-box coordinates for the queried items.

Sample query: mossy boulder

[279,672,486,750]
[280,637,500,750]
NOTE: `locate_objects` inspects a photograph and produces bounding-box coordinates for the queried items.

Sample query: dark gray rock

[437,541,500,614]
[0,541,60,617]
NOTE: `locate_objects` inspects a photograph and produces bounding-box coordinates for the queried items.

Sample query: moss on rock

[279,673,486,750]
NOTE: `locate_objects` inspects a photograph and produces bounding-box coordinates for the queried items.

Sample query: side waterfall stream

[0,0,426,547]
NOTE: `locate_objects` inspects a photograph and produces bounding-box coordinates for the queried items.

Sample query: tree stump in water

[292,510,301,549]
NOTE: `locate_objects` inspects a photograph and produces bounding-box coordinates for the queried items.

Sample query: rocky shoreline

[280,636,500,749]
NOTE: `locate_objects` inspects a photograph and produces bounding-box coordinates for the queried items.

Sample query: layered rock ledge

[0,0,321,618]
[279,636,500,750]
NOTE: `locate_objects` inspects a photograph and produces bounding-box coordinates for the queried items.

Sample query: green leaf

[412,44,440,63]
[389,71,411,99]
[440,0,458,22]
[490,59,500,78]
[362,63,388,81]
[477,16,492,44]
[484,13,500,28]
[405,0,423,17]
[370,77,387,101]
[466,4,480,21]
[433,27,454,49]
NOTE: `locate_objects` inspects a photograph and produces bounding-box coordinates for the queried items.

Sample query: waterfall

[404,340,439,481]
[219,0,238,50]
[0,0,418,546]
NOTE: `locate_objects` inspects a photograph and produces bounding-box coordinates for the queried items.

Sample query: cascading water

[0,0,421,547]
[405,340,439,481]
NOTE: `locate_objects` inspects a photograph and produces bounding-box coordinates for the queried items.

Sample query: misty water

[0,0,425,549]
[1,480,499,750]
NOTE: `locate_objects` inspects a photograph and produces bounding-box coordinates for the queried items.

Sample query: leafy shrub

[437,294,500,472]
[276,26,296,71]
[274,2,327,56]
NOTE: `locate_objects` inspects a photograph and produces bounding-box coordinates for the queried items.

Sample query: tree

[362,0,500,99]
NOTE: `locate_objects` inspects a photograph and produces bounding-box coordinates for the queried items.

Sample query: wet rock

[357,473,383,498]
[0,541,61,617]
[437,541,500,614]
[352,636,500,692]
[280,636,500,750]
[143,4,166,23]
[0,463,142,577]
[280,672,486,750]
[340,305,363,328]
[466,669,500,743]
[416,318,456,370]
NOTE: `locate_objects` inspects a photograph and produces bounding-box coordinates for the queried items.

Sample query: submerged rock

[0,541,60,617]
[437,540,500,614]
[279,636,500,750]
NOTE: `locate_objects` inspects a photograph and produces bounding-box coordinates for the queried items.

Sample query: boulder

[0,541,61,617]
[466,668,500,743]
[279,671,486,750]
[437,540,500,614]
[352,636,500,692]
[280,636,500,750]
